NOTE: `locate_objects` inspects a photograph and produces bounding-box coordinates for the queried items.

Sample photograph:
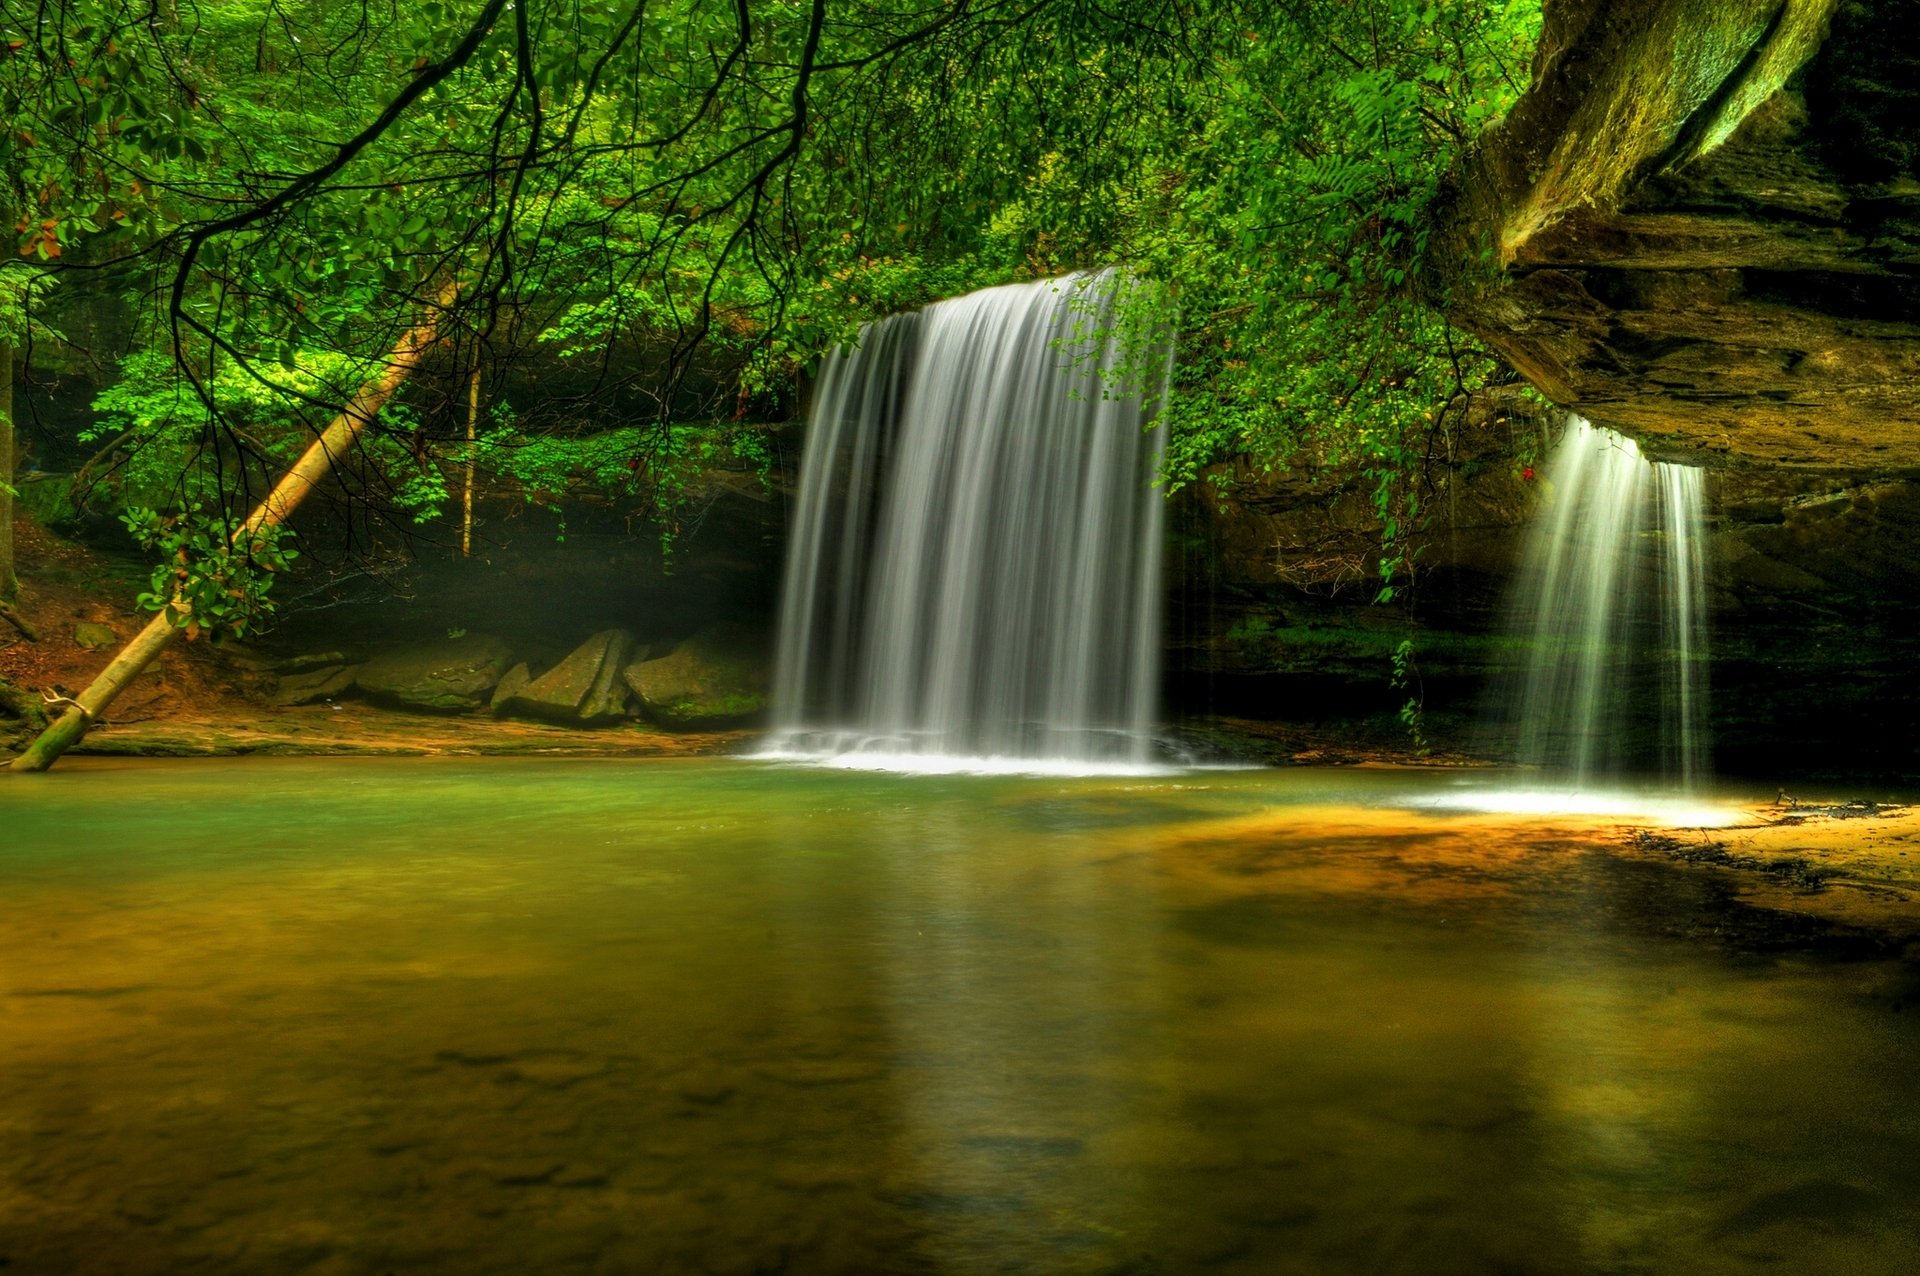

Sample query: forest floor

[54,702,753,759]
[0,517,751,760]
[1,514,222,726]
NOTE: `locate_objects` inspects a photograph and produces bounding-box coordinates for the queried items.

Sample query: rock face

[1717,475,1920,596]
[489,662,531,716]
[1165,413,1542,739]
[269,664,358,707]
[623,625,769,728]
[1429,0,1920,468]
[276,650,350,674]
[354,633,516,711]
[499,629,639,724]
[1165,437,1920,780]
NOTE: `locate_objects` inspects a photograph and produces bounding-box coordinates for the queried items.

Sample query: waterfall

[762,270,1172,771]
[1506,416,1710,791]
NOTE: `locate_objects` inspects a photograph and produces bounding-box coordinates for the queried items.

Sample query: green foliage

[8,0,1545,593]
[0,0,189,255]
[475,415,775,553]
[354,405,452,524]
[1120,2,1541,494]
[1391,636,1429,755]
[87,346,368,506]
[1225,615,1286,666]
[0,266,59,348]
[120,506,299,642]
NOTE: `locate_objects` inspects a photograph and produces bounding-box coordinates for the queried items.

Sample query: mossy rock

[500,629,639,724]
[1,674,49,751]
[73,622,119,650]
[276,650,352,674]
[15,473,78,529]
[354,633,515,711]
[490,662,532,716]
[623,624,768,729]
[269,665,359,707]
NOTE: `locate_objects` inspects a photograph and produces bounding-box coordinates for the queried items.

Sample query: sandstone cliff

[1429,0,1920,469]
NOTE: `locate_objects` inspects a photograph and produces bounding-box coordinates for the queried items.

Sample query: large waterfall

[762,270,1172,771]
[1505,417,1710,791]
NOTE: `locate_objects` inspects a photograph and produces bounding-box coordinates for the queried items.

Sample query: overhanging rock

[1428,0,1920,469]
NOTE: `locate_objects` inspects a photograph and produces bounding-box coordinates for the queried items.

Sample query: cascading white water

[762,269,1172,771]
[1507,416,1710,791]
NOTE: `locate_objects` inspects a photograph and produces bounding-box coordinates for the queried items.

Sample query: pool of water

[2,758,1916,1274]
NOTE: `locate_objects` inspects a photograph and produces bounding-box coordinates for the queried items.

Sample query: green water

[1,758,1916,1275]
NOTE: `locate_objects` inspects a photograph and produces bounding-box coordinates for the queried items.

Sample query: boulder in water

[624,625,767,728]
[501,629,639,724]
[354,633,515,711]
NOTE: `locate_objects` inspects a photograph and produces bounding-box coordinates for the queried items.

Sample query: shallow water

[1,759,1916,1275]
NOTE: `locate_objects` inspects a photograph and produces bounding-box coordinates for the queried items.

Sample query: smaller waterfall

[763,270,1172,771]
[1506,417,1710,790]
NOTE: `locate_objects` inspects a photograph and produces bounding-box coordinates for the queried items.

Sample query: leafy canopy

[3,1,1542,565]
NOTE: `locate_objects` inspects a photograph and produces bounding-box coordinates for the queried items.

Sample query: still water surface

[2,759,1916,1274]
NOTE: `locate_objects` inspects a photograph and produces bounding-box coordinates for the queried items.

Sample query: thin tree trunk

[8,299,449,773]
[1,338,18,604]
[462,364,479,556]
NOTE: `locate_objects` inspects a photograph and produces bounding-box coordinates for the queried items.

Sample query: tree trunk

[462,364,479,557]
[1,337,18,604]
[8,299,449,773]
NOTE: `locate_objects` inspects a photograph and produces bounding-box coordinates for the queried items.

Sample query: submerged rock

[500,629,638,724]
[354,633,515,711]
[624,624,768,728]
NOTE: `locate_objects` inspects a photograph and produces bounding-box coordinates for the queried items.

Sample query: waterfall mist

[1503,416,1710,791]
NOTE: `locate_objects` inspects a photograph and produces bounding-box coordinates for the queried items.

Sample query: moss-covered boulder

[269,664,359,707]
[500,629,639,724]
[14,473,77,529]
[1,674,49,751]
[73,622,119,650]
[354,633,515,711]
[489,662,531,716]
[623,625,768,728]
[275,650,351,674]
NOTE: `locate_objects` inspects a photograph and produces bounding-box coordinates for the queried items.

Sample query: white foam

[1406,787,1748,827]
[749,747,1179,778]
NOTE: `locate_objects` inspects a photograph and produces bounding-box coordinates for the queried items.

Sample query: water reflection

[872,796,1168,1262]
[0,759,1914,1275]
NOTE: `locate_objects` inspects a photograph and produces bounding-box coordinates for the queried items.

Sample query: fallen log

[0,599,37,641]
